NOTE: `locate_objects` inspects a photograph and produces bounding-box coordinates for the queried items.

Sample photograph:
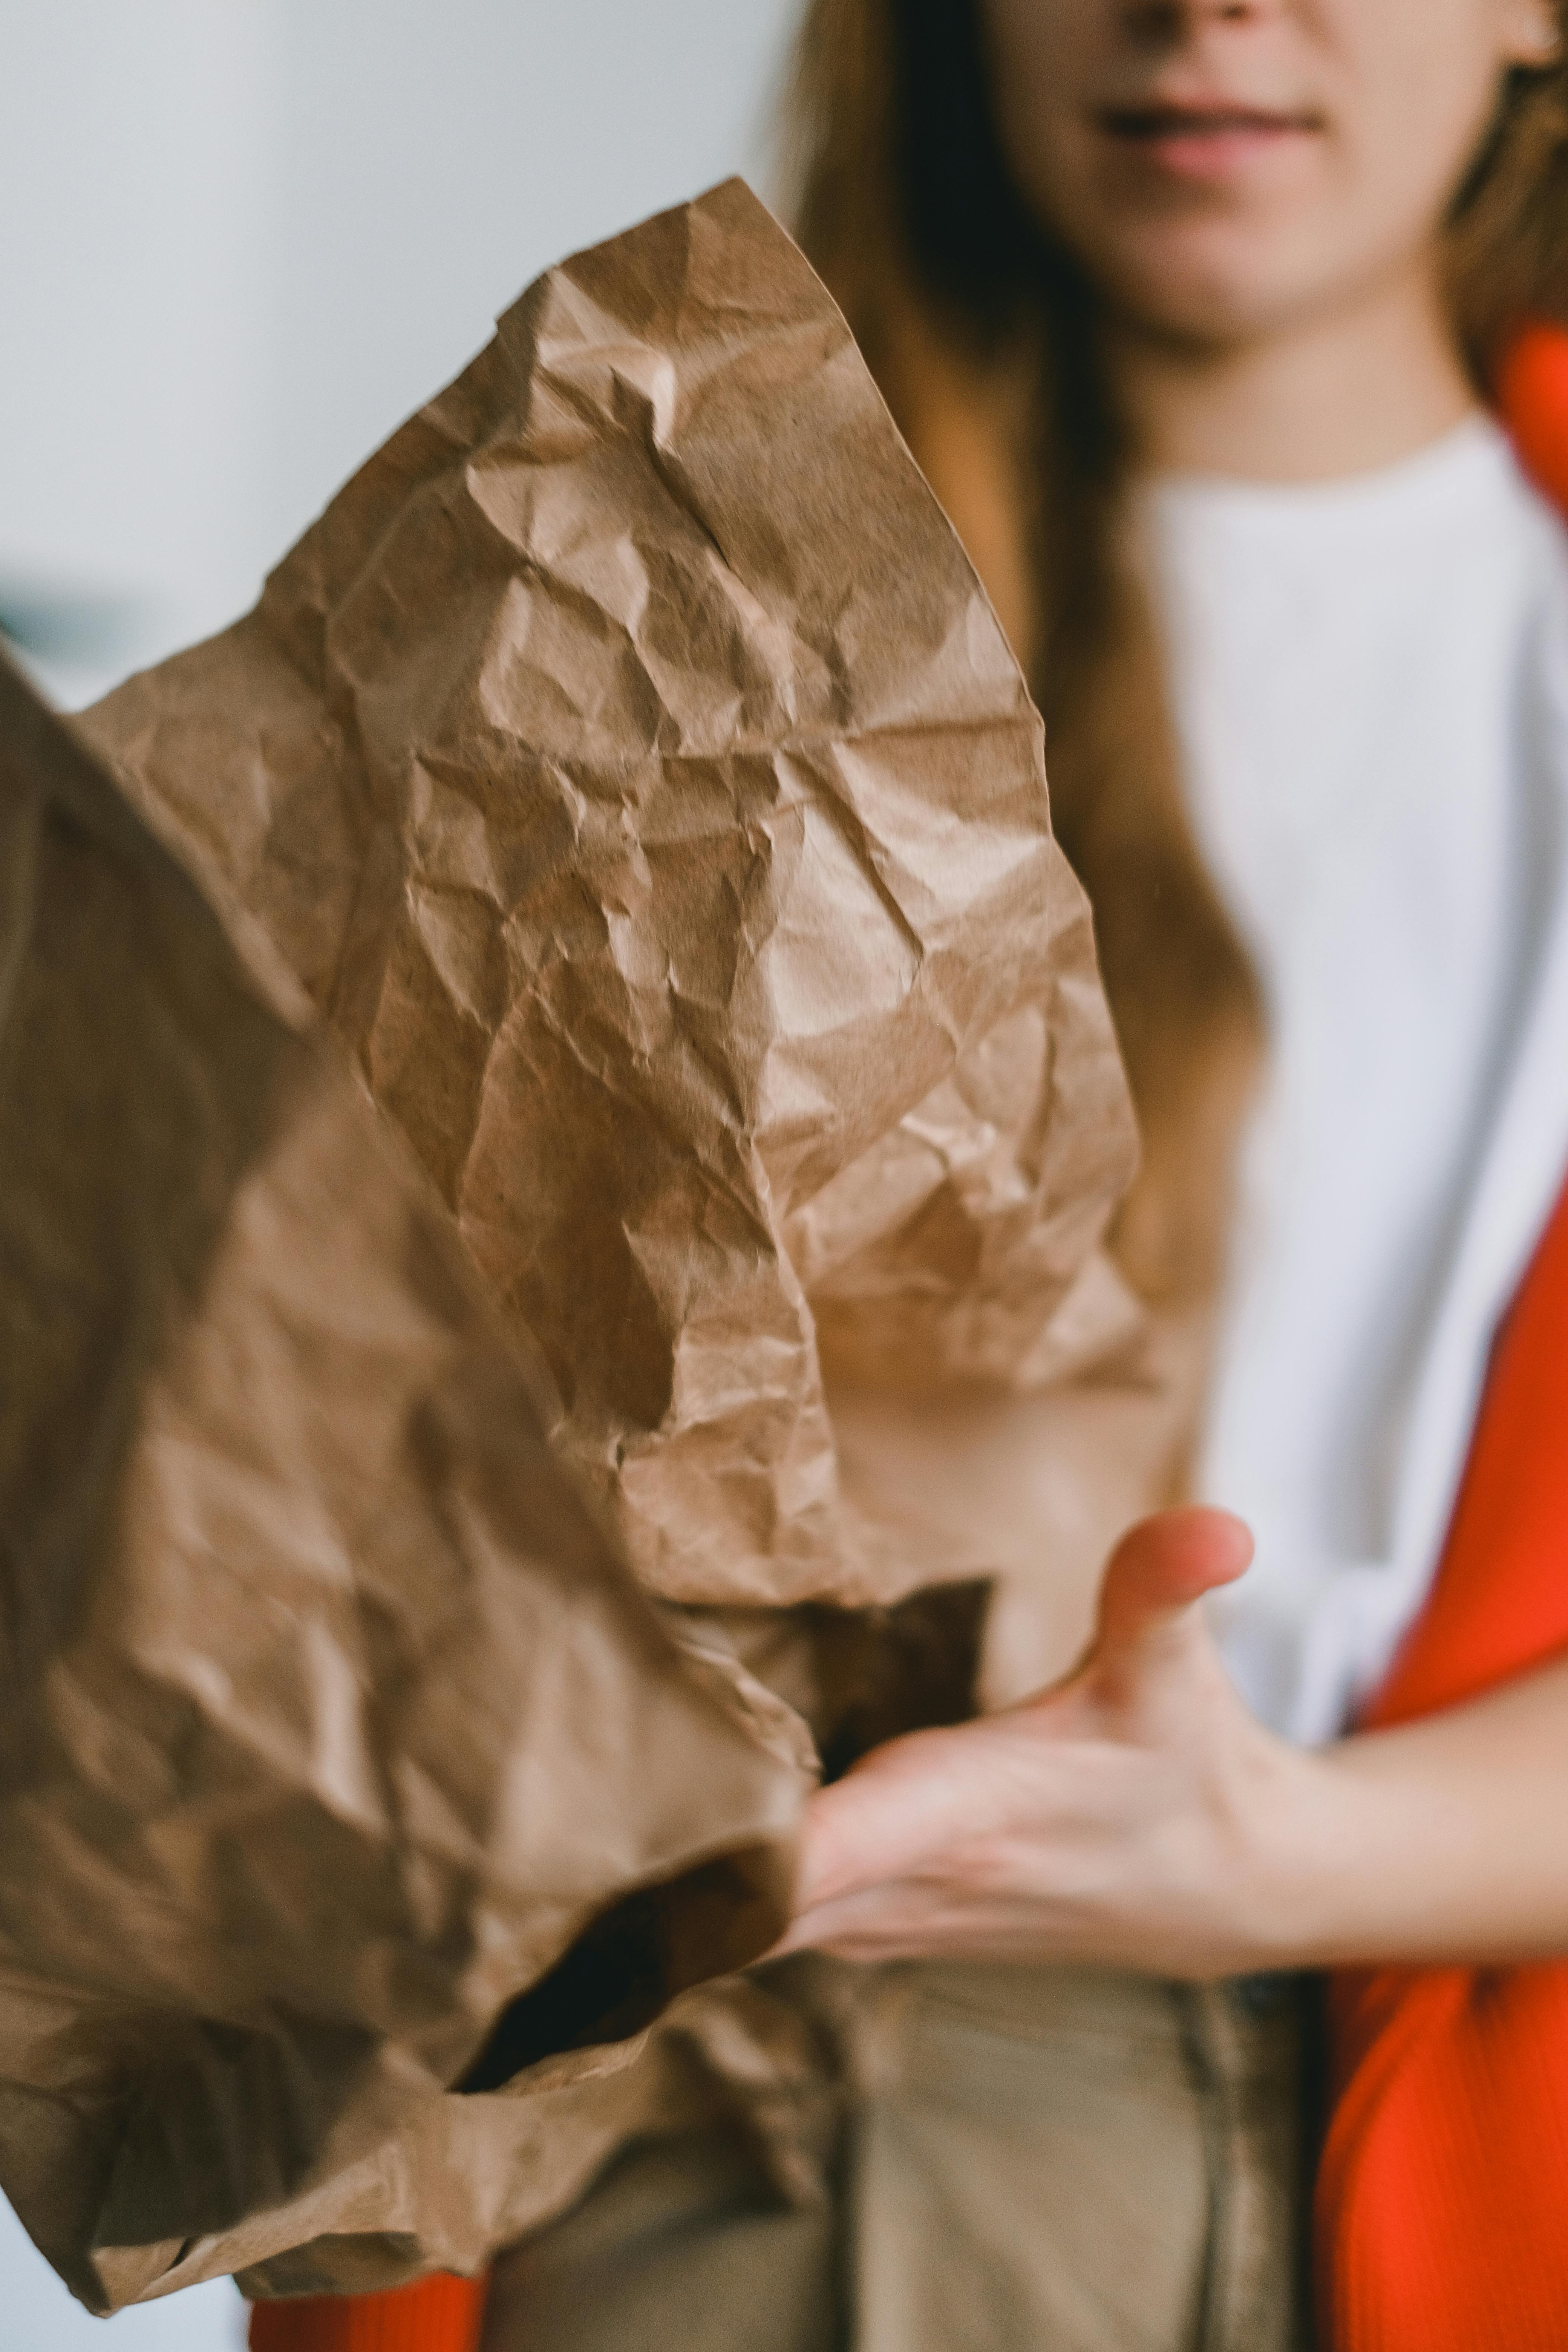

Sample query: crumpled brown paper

[0,180,1144,2312]
[0,647,801,2312]
[86,176,1135,1614]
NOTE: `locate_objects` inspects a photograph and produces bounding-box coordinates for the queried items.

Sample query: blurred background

[0,0,796,2338]
[1,0,799,711]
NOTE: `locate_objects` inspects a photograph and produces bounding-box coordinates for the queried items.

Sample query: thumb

[1093,1506,1253,1669]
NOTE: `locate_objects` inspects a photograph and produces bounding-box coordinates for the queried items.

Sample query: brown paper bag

[0,181,1142,2311]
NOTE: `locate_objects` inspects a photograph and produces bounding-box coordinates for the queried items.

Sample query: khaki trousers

[482,1960,1315,2352]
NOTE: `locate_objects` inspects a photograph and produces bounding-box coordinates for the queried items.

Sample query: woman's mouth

[1098,101,1321,184]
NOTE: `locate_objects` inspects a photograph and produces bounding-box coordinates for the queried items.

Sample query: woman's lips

[1098,103,1321,184]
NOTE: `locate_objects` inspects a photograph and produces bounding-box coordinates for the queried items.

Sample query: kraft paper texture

[0,181,1159,2311]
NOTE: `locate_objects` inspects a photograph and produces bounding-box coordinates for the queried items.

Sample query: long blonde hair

[781,0,1568,1303]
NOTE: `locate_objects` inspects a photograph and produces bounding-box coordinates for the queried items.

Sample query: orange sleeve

[248,2271,490,2352]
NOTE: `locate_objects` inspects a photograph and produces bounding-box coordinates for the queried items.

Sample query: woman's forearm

[1276,1648,1568,1968]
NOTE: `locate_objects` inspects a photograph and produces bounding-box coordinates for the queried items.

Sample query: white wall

[0,2200,248,2352]
[0,1,276,703]
[0,2,798,2341]
[1,0,798,707]
[264,0,801,558]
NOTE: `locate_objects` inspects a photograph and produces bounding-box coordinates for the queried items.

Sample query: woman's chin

[1094,231,1350,354]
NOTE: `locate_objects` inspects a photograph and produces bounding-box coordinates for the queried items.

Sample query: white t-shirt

[1141,416,1568,1743]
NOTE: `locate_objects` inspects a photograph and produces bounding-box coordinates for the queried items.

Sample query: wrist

[1230,1727,1369,1971]
[1238,1723,1470,1970]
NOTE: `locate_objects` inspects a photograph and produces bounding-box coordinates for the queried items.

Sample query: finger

[774,1886,913,1958]
[1094,1505,1253,1664]
[778,1883,989,1962]
[789,1729,977,1915]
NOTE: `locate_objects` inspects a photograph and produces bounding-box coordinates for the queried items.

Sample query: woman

[772,0,1568,2343]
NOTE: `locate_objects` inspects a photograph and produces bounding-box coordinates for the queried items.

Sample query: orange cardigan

[248,2270,487,2352]
[1315,1170,1568,2347]
[250,328,1568,2352]
[1315,1180,1568,2337]
[1312,324,1568,2352]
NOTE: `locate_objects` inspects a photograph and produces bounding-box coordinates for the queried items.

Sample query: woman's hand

[782,1506,1568,1976]
[779,1508,1323,1979]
